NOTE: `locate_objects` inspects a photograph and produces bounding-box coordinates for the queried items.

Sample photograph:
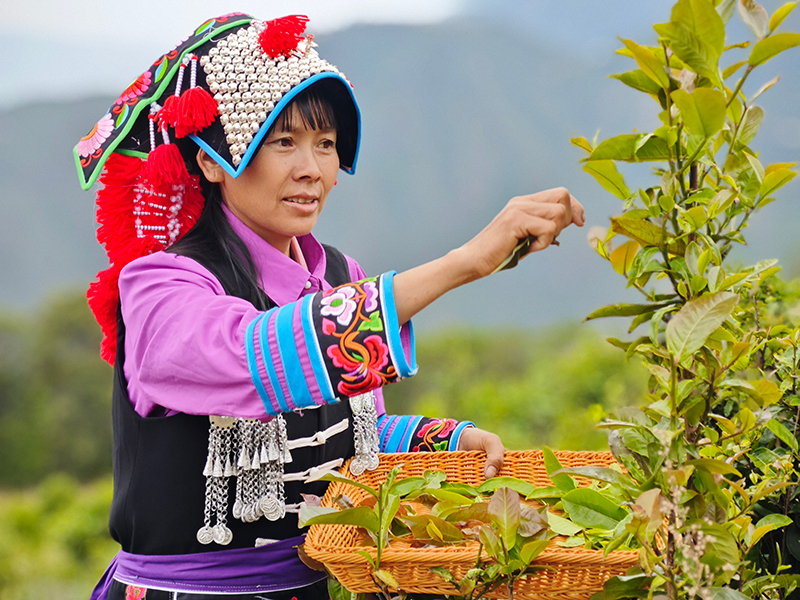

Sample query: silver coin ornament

[196,525,215,545]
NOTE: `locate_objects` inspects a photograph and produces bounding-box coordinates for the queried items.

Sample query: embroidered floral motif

[363,280,378,312]
[319,278,397,397]
[125,585,146,600]
[116,70,152,104]
[412,418,458,452]
[320,285,357,325]
[77,114,115,157]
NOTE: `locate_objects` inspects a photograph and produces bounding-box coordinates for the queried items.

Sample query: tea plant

[574,0,800,599]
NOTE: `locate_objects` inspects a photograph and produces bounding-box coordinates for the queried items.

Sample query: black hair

[167,85,341,309]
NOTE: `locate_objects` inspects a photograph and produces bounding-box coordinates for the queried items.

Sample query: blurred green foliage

[0,293,113,486]
[383,324,649,451]
[0,291,649,597]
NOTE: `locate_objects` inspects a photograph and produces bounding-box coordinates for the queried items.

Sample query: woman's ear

[196,148,226,183]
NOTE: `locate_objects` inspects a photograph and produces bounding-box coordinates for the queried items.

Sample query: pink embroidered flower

[125,585,146,600]
[327,334,391,396]
[417,418,457,439]
[320,286,357,326]
[77,113,115,157]
[116,70,152,104]
[363,281,378,313]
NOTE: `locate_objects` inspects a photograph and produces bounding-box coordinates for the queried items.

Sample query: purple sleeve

[120,252,268,418]
[121,252,418,419]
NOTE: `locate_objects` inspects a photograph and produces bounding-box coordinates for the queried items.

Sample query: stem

[727,65,755,108]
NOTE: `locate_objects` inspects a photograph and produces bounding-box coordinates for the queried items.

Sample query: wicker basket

[304,450,639,599]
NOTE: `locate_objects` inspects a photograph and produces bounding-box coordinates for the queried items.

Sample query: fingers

[458,427,506,479]
[482,432,505,479]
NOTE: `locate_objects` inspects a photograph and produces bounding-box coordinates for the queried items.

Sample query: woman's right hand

[392,187,585,324]
[456,187,585,280]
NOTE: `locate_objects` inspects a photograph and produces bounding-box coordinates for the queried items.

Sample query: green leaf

[665,292,739,362]
[479,524,503,559]
[312,473,379,497]
[685,458,742,476]
[738,106,764,146]
[390,476,426,497]
[374,569,399,590]
[770,2,797,32]
[611,216,686,254]
[654,21,722,84]
[300,506,380,532]
[598,574,651,600]
[717,0,737,23]
[583,160,631,200]
[488,488,521,549]
[671,88,726,137]
[543,446,575,491]
[619,38,670,88]
[571,136,594,154]
[609,70,664,96]
[585,303,666,321]
[708,587,752,600]
[519,539,551,564]
[429,567,458,586]
[749,32,800,65]
[760,168,797,198]
[562,488,629,530]
[589,134,671,162]
[745,151,766,183]
[767,419,799,452]
[739,0,770,39]
[671,0,726,55]
[478,477,536,497]
[552,466,635,488]
[722,60,747,79]
[547,512,584,536]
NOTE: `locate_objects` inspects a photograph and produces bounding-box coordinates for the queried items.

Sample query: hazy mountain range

[2,13,798,332]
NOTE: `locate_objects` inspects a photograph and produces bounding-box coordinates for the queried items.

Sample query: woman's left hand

[457,427,505,479]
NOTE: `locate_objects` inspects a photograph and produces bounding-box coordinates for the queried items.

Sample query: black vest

[109,245,355,555]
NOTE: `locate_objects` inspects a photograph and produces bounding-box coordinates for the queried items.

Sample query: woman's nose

[292,143,322,180]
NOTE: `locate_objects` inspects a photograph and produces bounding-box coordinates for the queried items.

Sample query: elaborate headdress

[74,14,361,364]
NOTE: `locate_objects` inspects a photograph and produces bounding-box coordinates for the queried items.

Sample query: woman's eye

[277,138,293,147]
[320,139,336,149]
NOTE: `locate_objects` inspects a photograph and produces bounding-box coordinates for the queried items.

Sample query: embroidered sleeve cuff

[377,415,475,453]
[244,272,418,416]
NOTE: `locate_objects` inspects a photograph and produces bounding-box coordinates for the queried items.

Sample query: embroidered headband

[74,14,362,364]
[74,13,360,189]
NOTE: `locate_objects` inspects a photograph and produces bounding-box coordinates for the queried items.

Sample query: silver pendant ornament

[349,391,380,476]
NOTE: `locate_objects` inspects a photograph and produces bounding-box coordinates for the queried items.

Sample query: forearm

[392,247,479,325]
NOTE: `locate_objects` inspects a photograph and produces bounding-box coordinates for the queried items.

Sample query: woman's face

[201,105,339,255]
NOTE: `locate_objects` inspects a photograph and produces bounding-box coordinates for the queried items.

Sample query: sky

[2,0,462,109]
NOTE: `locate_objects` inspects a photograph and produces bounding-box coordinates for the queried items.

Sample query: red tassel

[156,94,181,131]
[88,149,206,364]
[140,142,189,187]
[175,87,219,138]
[259,15,309,57]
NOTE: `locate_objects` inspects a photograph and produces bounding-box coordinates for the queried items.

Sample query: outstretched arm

[393,187,585,324]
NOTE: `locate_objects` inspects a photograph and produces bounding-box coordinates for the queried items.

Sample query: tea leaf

[671,88,726,137]
[583,160,631,200]
[666,292,739,361]
[488,487,521,548]
[769,2,797,32]
[543,446,576,491]
[749,32,800,65]
[562,488,629,530]
[619,38,671,87]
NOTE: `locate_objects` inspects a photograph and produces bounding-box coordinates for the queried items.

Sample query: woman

[74,13,584,600]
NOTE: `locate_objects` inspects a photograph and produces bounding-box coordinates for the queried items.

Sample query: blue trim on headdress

[191,72,361,178]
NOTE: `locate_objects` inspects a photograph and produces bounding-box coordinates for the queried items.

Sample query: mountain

[1,16,798,331]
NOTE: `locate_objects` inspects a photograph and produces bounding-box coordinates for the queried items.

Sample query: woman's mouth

[284,197,317,204]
